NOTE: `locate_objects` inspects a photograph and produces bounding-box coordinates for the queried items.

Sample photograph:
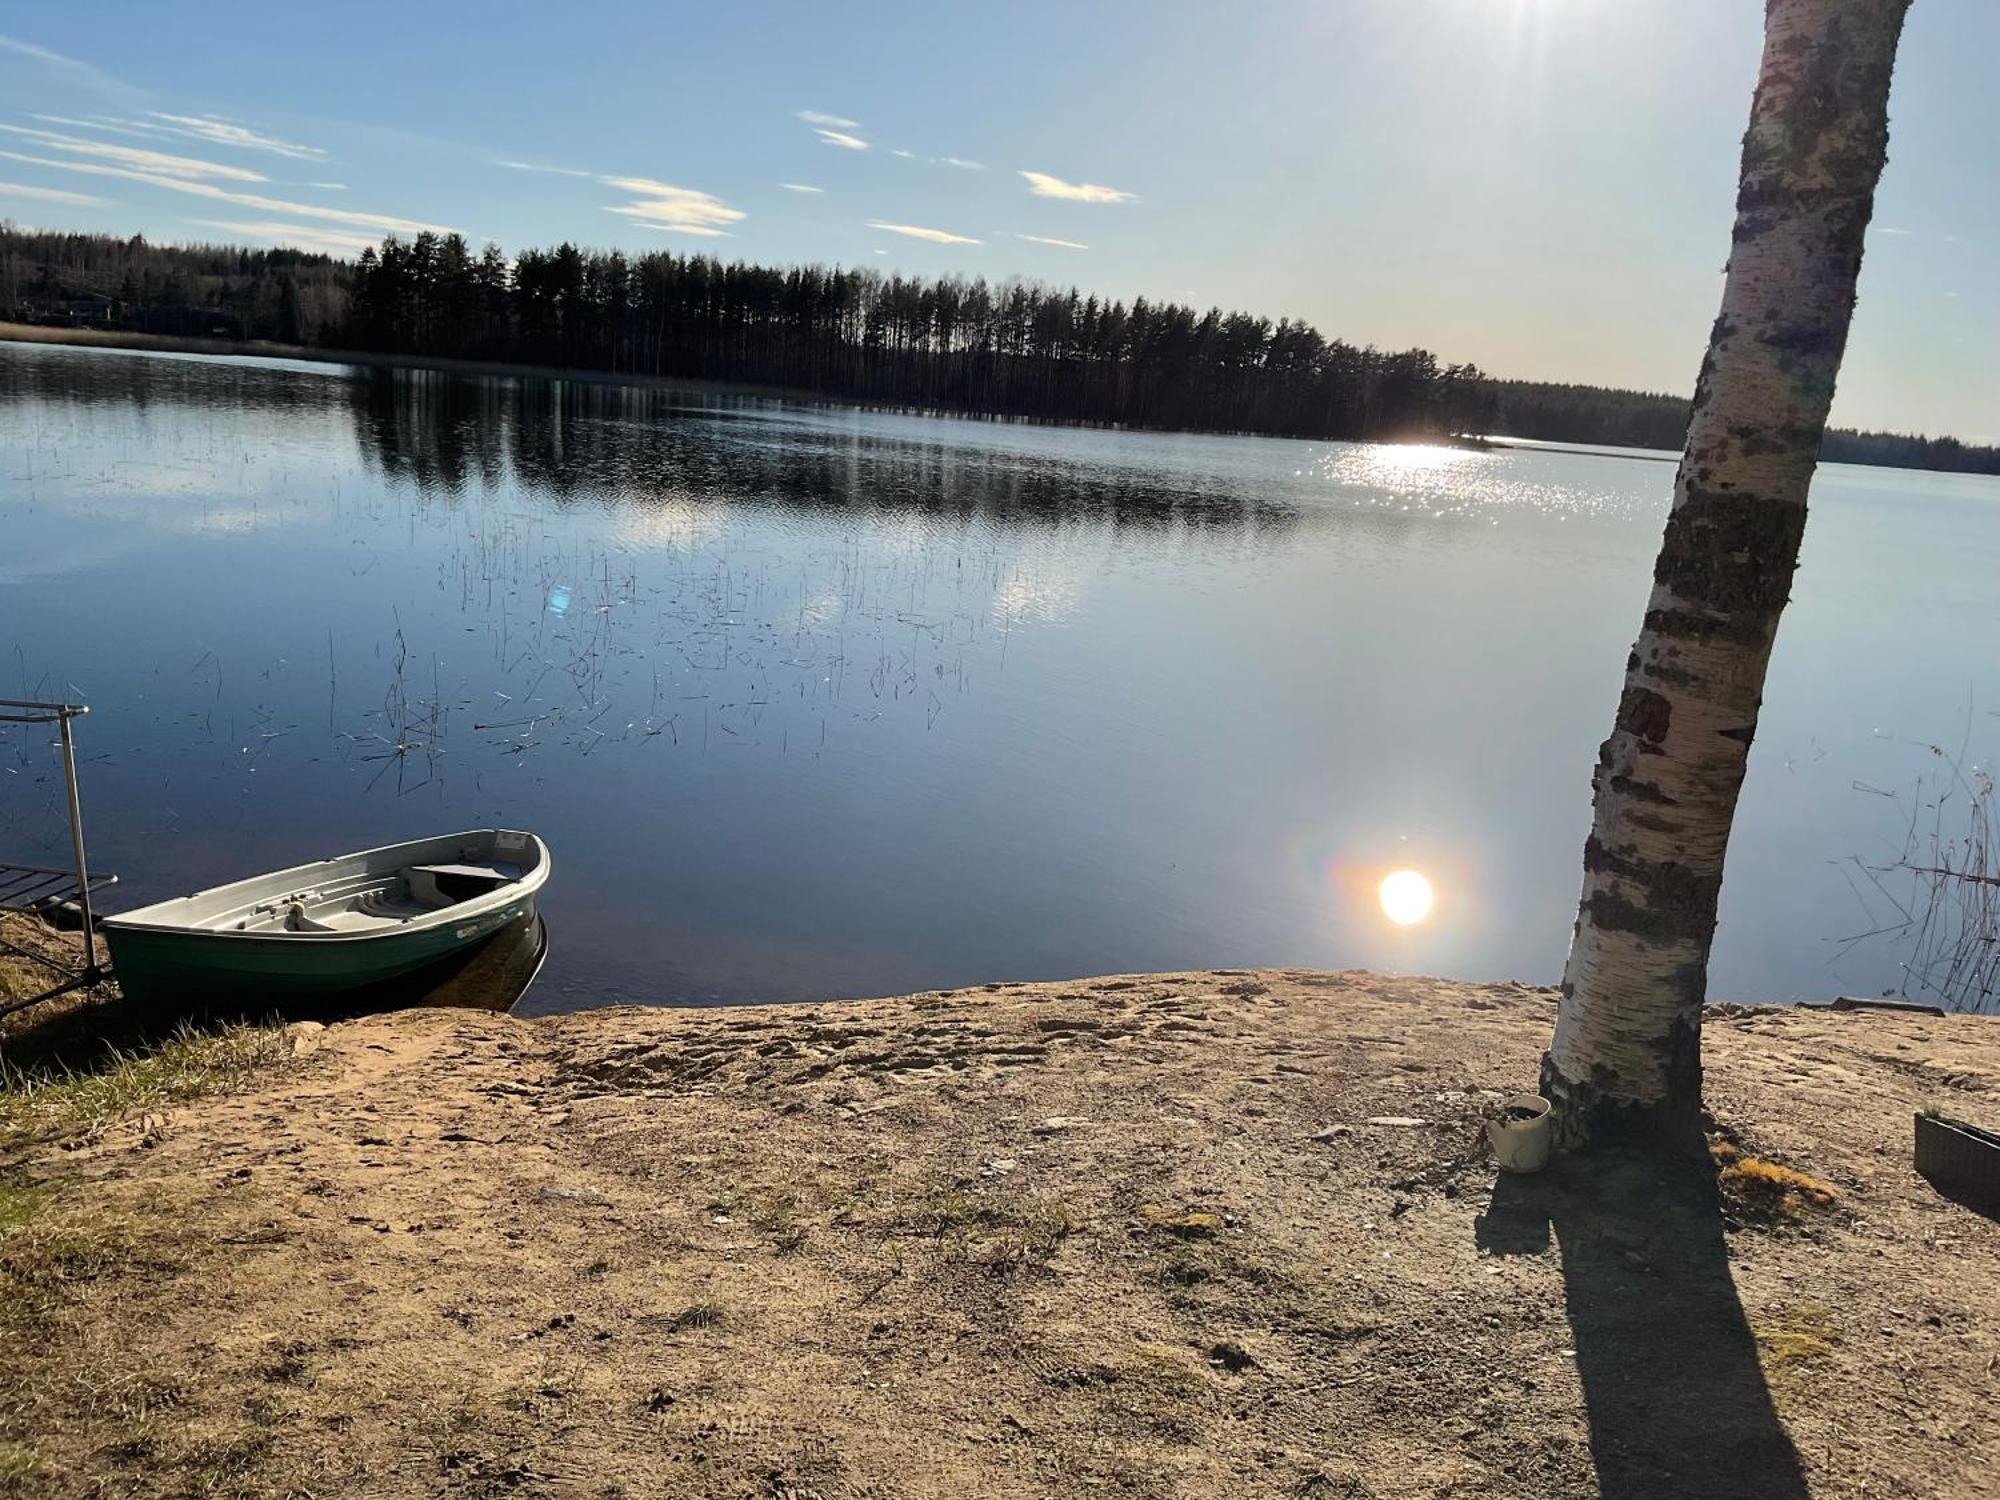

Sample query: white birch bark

[1545,0,1913,1146]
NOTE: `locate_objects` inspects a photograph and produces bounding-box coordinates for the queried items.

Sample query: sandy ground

[2,953,1997,1499]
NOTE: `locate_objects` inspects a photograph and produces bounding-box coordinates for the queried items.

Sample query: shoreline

[0,322,1500,449]
[2,945,1996,1496]
[0,321,877,412]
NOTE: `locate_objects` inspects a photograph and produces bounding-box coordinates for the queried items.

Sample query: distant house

[56,293,117,325]
[15,287,122,328]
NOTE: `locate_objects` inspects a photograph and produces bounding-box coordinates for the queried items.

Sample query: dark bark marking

[1642,606,1770,650]
[1607,773,1675,806]
[1614,686,1673,746]
[1580,839,1724,947]
[1652,487,1806,614]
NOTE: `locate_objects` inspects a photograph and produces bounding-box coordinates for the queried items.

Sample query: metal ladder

[0,699,116,1016]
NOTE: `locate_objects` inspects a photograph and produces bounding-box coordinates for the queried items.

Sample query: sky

[0,0,1994,438]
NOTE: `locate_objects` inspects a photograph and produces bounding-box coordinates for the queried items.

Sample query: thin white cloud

[816,129,868,150]
[30,113,166,140]
[1018,233,1088,250]
[494,159,594,178]
[0,33,119,88]
[306,180,347,190]
[0,125,267,181]
[603,175,744,236]
[189,218,383,255]
[147,112,324,161]
[889,151,985,171]
[0,179,107,206]
[1019,170,1137,204]
[780,183,823,194]
[0,147,451,234]
[28,110,326,161]
[796,110,861,129]
[867,220,981,245]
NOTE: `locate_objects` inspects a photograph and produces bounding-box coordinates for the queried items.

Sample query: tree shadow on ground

[1475,1151,1806,1500]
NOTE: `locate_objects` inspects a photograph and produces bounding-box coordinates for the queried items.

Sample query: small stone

[537,1185,610,1206]
[1310,1125,1352,1142]
[1364,1117,1430,1129]
[1032,1116,1091,1135]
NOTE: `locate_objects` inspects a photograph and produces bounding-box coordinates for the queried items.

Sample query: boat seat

[407,861,520,909]
[284,889,428,931]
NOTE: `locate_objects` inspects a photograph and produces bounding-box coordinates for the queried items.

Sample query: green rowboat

[101,829,550,1003]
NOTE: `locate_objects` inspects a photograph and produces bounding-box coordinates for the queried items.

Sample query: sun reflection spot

[1378,869,1434,926]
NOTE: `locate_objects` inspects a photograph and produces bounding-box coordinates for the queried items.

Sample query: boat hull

[105,893,537,1003]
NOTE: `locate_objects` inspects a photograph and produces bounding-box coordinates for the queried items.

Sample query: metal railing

[0,699,113,1015]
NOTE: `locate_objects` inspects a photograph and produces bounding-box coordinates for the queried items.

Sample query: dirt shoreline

[2,949,1997,1497]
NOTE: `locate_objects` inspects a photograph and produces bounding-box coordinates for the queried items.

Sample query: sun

[1378,869,1435,926]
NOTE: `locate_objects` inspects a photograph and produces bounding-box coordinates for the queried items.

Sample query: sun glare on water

[1378,869,1435,926]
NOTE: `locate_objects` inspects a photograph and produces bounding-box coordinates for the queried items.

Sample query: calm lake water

[3,341,1996,1013]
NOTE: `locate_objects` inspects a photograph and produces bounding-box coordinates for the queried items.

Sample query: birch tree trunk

[1543,0,1912,1149]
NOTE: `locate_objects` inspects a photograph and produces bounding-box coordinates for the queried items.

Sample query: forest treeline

[1,226,345,342]
[340,235,1494,440]
[1486,379,2000,474]
[5,224,1996,472]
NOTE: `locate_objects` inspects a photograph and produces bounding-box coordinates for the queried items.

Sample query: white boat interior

[105,830,549,937]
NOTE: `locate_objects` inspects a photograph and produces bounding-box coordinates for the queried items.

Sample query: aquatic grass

[0,1020,294,1144]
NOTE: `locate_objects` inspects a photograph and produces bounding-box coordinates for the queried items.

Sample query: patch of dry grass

[1710,1140,1839,1218]
[0,955,44,1008]
[1751,1301,1840,1375]
[900,1188,1075,1271]
[0,1020,292,1145]
[667,1298,727,1332]
[0,1191,183,1332]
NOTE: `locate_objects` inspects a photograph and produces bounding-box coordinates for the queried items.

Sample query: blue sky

[1,1,1994,438]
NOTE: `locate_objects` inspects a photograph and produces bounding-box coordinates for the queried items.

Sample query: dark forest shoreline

[0,322,1511,449]
[9,224,1997,472]
[4,321,1992,480]
[0,321,878,414]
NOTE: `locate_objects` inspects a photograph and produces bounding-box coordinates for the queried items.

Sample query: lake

[3,340,1995,1013]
